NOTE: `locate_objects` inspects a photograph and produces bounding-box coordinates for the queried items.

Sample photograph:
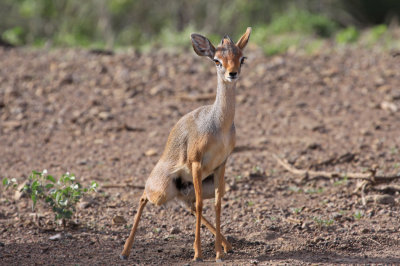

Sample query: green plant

[291,207,302,215]
[368,24,387,43]
[334,175,348,186]
[235,175,242,181]
[336,26,359,44]
[305,187,324,194]
[253,166,262,173]
[267,8,337,37]
[288,186,302,193]
[1,26,25,45]
[2,177,18,190]
[354,210,364,220]
[3,170,98,227]
[313,216,334,228]
[390,146,399,155]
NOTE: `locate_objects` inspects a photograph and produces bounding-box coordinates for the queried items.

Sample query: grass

[334,175,348,186]
[354,210,364,220]
[3,6,400,56]
[291,207,302,215]
[313,216,334,228]
[288,186,324,194]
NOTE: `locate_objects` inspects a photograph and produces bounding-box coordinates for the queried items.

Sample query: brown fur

[120,27,251,262]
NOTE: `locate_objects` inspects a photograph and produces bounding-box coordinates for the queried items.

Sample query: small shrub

[3,170,98,227]
[291,207,302,215]
[336,26,360,44]
[354,210,364,220]
[1,26,25,46]
[313,216,334,228]
[369,24,387,42]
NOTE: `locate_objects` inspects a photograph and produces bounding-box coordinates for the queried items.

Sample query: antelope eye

[240,57,247,65]
[213,59,221,66]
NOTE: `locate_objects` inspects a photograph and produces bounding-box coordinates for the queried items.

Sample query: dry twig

[272,153,400,205]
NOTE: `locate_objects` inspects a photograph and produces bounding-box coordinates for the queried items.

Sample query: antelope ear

[191,33,215,59]
[236,27,252,50]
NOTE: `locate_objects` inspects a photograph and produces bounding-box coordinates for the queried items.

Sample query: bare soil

[1,46,400,265]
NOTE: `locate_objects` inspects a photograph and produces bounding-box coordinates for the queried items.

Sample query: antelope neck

[211,74,236,131]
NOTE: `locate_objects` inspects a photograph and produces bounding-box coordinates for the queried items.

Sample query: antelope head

[191,27,252,83]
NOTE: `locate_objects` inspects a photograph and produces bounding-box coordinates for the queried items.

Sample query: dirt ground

[1,44,400,265]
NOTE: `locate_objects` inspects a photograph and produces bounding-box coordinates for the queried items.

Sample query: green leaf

[46,175,56,183]
[32,170,42,176]
[45,184,54,189]
[2,178,9,186]
[31,180,39,191]
[55,191,61,203]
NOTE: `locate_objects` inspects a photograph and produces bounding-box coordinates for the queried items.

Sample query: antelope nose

[229,72,237,78]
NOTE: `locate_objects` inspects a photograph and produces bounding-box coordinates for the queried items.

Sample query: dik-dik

[120,27,252,262]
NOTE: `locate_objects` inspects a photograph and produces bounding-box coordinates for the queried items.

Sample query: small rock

[98,111,113,120]
[145,148,157,157]
[170,227,180,234]
[78,200,92,209]
[380,101,398,112]
[112,215,127,225]
[374,194,395,205]
[77,160,88,165]
[250,259,259,265]
[332,213,342,220]
[49,233,63,241]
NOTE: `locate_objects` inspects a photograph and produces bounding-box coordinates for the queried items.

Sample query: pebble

[49,233,63,241]
[332,212,342,220]
[374,194,395,205]
[78,200,92,209]
[145,148,157,157]
[169,227,180,234]
[112,215,127,225]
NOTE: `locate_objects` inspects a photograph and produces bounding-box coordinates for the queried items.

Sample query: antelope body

[120,27,251,262]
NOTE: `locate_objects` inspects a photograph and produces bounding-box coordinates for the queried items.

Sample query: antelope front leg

[192,161,203,261]
[214,163,226,262]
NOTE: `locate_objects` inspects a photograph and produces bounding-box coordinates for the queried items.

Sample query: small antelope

[120,27,252,262]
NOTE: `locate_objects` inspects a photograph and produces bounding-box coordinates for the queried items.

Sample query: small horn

[220,35,234,45]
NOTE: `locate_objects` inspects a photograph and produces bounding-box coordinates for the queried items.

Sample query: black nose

[229,72,237,78]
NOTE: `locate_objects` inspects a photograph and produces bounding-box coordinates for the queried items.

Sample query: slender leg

[189,209,232,253]
[120,191,148,260]
[192,161,203,261]
[214,164,225,261]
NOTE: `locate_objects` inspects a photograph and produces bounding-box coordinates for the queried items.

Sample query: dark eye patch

[213,59,222,66]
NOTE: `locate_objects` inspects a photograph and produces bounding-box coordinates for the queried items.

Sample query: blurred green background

[1,0,400,54]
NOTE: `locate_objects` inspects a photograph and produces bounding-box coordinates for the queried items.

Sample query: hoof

[119,254,128,260]
[216,258,224,263]
[193,257,203,262]
[227,249,234,254]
